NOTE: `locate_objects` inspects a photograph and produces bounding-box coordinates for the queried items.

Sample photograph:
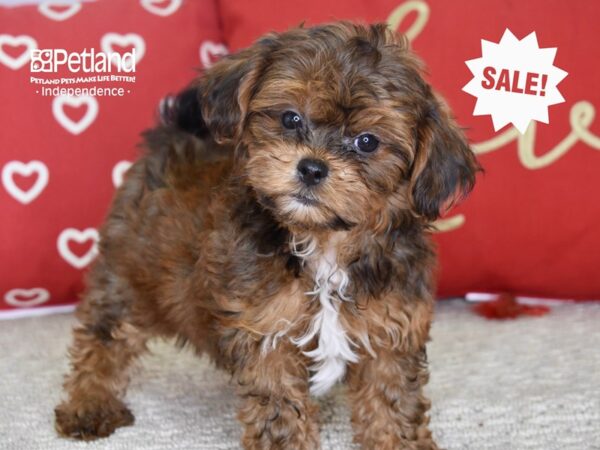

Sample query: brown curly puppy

[54,22,478,450]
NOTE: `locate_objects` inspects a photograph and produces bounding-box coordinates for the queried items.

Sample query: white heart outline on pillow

[0,34,38,70]
[199,41,228,69]
[112,160,132,188]
[57,228,99,269]
[52,94,99,135]
[38,1,82,22]
[1,160,49,205]
[100,32,146,72]
[140,0,182,17]
[4,288,51,308]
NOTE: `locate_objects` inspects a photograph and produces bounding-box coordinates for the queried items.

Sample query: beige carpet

[1,299,599,450]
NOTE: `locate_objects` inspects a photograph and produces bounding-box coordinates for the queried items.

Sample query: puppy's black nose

[297,158,328,186]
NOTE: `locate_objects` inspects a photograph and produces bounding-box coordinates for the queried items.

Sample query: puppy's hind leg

[55,267,148,440]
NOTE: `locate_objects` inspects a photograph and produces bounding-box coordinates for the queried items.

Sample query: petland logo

[30,48,137,73]
[29,47,138,97]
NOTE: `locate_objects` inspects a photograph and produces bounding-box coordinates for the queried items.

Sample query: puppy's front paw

[358,436,439,450]
[54,398,134,440]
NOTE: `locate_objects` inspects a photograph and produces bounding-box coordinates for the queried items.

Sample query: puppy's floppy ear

[409,96,480,221]
[199,38,276,144]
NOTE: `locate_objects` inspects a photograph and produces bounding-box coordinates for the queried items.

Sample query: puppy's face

[200,23,478,231]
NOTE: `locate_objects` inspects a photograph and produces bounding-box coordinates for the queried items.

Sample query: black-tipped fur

[159,87,209,138]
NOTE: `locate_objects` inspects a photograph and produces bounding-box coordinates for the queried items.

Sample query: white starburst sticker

[463,29,568,133]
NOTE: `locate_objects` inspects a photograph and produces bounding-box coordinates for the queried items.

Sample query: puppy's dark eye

[282,111,303,130]
[354,134,379,153]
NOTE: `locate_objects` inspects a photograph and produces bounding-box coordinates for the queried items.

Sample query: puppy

[54,22,478,450]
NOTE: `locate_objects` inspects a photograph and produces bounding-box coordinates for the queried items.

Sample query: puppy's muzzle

[297,158,328,187]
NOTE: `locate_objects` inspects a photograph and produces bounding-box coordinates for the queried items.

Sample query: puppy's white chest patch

[292,238,358,396]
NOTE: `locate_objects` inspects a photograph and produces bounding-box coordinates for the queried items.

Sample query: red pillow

[0,0,225,316]
[217,0,600,300]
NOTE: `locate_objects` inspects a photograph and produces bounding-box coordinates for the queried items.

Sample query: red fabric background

[0,0,224,311]
[217,0,600,299]
[1,0,599,314]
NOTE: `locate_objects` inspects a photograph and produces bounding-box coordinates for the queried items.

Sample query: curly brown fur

[55,22,478,449]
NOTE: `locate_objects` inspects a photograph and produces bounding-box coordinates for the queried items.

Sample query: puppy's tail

[158,87,210,139]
